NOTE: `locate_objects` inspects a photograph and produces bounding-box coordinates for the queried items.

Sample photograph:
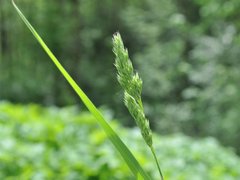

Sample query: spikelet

[113,32,152,147]
[124,92,152,146]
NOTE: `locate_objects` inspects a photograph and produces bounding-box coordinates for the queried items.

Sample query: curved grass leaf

[12,1,151,179]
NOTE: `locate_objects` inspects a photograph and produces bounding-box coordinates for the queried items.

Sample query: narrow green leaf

[12,1,151,179]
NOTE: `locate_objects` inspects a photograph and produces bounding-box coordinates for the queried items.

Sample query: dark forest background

[1,0,240,155]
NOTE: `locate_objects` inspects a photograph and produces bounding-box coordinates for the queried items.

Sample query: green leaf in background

[1,102,240,179]
[12,1,151,179]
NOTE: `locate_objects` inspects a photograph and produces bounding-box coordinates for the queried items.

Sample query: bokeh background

[1,0,240,179]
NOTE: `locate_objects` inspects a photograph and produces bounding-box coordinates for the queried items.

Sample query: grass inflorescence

[113,33,152,147]
[113,32,164,180]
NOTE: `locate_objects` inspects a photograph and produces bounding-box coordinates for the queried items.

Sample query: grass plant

[113,33,164,179]
[12,1,163,179]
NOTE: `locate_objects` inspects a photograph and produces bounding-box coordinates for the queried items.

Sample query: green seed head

[113,32,153,147]
[124,92,152,147]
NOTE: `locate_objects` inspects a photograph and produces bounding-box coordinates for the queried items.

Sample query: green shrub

[0,102,240,179]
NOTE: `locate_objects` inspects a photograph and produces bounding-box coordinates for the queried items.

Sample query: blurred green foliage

[1,0,240,154]
[121,0,240,154]
[0,102,240,179]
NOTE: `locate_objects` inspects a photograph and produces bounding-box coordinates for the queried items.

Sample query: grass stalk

[150,146,164,180]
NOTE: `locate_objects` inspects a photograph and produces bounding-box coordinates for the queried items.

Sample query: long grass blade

[12,1,151,179]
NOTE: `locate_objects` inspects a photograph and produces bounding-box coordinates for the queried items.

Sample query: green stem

[150,146,164,180]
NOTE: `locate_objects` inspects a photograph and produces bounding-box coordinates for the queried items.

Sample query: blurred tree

[1,0,240,153]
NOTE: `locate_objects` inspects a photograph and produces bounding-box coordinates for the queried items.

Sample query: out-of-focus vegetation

[0,102,240,179]
[1,0,240,167]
